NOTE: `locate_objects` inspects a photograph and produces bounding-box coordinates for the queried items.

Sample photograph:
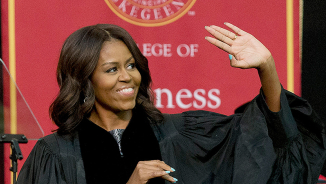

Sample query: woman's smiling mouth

[117,87,135,96]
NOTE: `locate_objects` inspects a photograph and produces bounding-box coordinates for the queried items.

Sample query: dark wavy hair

[50,24,163,135]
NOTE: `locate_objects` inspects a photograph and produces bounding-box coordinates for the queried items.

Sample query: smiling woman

[89,40,141,131]
[49,24,163,136]
[16,23,326,184]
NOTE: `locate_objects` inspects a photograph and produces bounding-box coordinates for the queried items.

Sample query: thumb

[228,54,248,68]
[228,54,239,68]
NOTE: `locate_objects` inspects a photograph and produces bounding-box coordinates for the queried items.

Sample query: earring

[83,96,88,103]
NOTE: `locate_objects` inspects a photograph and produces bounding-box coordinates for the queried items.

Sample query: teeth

[120,88,133,93]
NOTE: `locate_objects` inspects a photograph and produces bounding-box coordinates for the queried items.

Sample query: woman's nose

[118,69,132,82]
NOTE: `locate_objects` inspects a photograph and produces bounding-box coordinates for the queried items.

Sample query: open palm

[205,23,272,69]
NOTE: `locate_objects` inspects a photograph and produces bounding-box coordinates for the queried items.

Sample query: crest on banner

[105,0,196,27]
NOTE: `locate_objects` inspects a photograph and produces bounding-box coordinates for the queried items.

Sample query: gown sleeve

[256,87,326,183]
[16,137,68,184]
[155,87,326,184]
[17,133,86,184]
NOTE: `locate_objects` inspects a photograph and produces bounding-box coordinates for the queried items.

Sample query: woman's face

[91,40,141,113]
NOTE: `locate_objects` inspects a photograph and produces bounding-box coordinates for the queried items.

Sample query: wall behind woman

[301,0,326,176]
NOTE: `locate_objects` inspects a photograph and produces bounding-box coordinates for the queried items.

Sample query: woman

[17,23,325,184]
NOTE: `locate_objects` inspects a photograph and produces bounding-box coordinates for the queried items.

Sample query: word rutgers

[154,88,221,109]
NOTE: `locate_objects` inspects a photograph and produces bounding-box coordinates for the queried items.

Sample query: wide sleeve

[17,138,68,184]
[155,110,245,184]
[256,87,326,184]
[154,87,326,184]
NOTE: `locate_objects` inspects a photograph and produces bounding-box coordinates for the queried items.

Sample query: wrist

[257,55,274,73]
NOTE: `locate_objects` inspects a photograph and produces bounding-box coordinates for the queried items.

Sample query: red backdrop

[1,0,301,183]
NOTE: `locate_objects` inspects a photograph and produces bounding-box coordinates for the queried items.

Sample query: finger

[139,164,165,171]
[229,54,237,68]
[162,174,178,183]
[228,54,249,69]
[224,22,247,36]
[147,170,177,183]
[207,25,236,44]
[137,163,170,173]
[140,160,175,172]
[205,36,232,53]
[139,168,171,181]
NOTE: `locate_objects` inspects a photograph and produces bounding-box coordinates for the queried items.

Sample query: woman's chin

[116,102,137,112]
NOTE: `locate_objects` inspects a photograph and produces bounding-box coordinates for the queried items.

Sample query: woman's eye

[127,63,135,69]
[106,67,117,73]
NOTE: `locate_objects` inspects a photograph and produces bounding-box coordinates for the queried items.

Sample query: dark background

[0,0,326,182]
[302,0,326,175]
[302,1,326,124]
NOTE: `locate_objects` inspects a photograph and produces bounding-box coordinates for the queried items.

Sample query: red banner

[1,0,301,183]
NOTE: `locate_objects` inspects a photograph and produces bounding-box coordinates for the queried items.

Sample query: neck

[88,106,132,131]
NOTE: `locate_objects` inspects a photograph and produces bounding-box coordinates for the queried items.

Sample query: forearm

[257,56,281,112]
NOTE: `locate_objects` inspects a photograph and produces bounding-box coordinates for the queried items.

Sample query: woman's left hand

[205,22,272,70]
[205,22,281,112]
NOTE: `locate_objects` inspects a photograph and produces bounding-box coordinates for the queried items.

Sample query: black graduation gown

[77,110,163,184]
[16,88,326,184]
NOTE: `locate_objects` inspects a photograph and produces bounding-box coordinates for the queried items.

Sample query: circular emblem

[104,0,197,27]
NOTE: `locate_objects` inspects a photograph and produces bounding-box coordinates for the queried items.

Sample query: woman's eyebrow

[101,56,134,67]
[101,61,118,67]
[125,56,134,63]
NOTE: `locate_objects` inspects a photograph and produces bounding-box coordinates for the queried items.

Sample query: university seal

[104,0,197,27]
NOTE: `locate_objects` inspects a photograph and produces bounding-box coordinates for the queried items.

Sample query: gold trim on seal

[104,0,197,27]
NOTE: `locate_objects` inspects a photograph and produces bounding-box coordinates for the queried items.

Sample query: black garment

[78,110,163,184]
[17,88,326,184]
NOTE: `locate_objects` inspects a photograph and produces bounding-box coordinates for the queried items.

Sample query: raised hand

[205,22,272,70]
[205,22,281,112]
[126,160,177,184]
